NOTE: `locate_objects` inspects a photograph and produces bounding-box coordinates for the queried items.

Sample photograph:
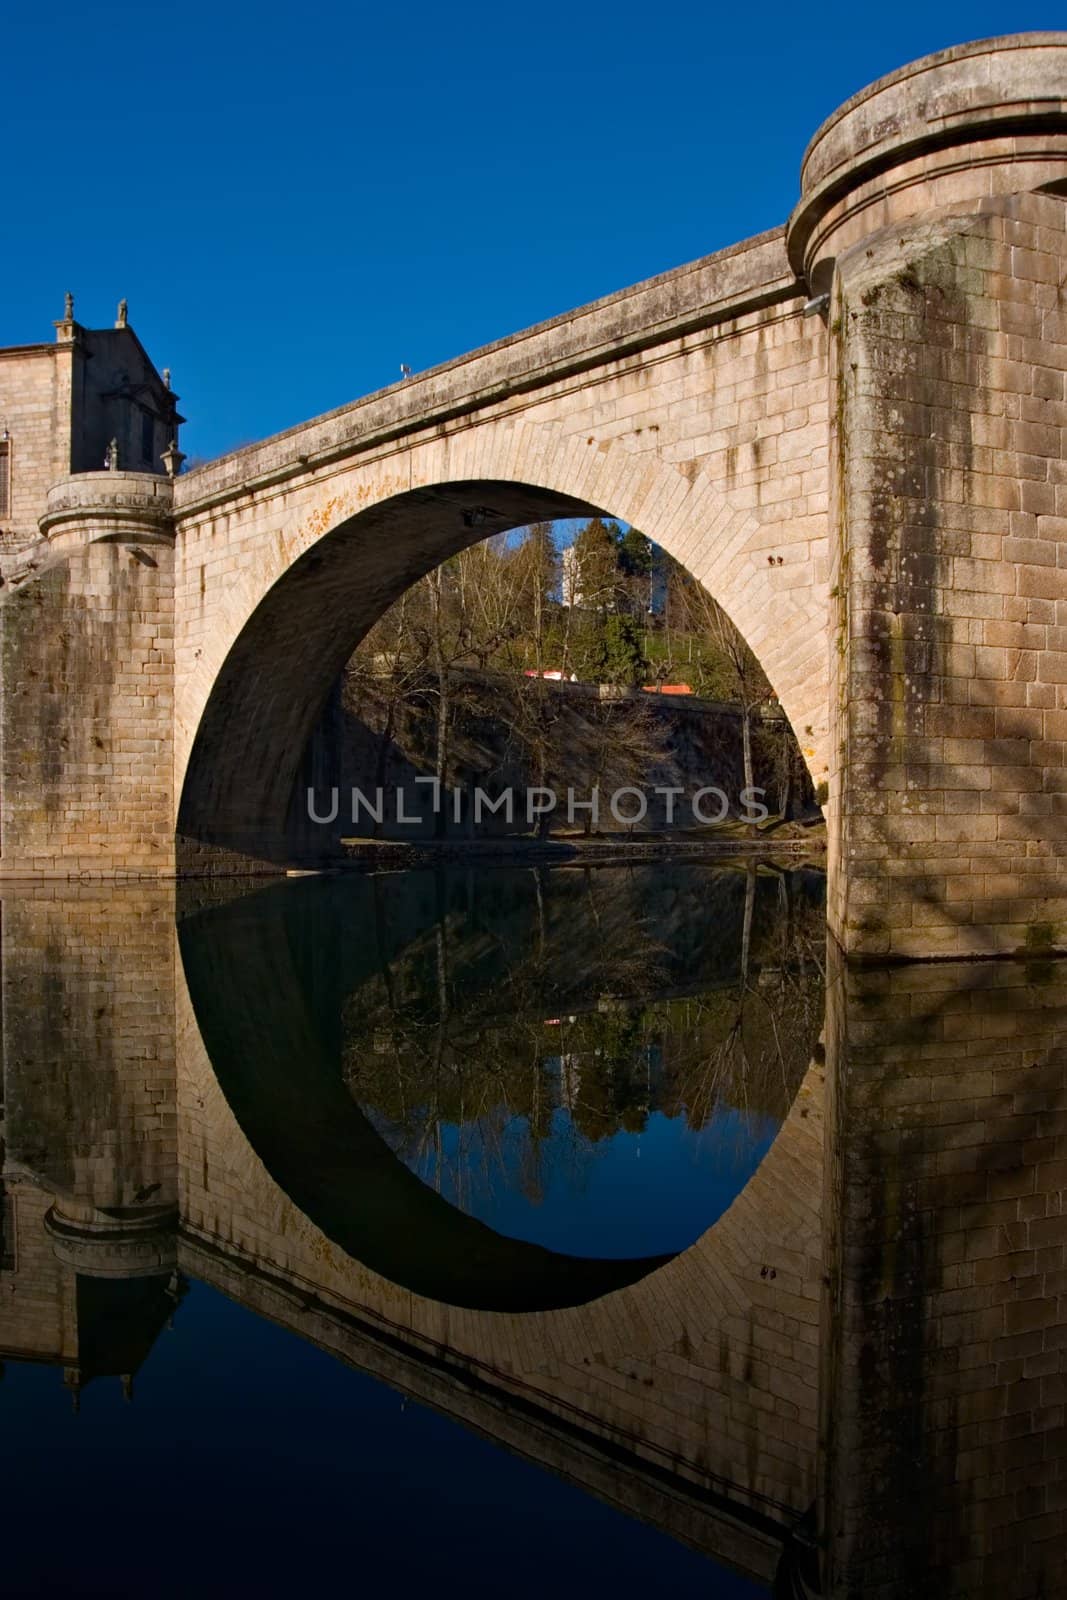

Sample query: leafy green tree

[601,614,648,688]
[570,517,622,612]
[618,526,652,578]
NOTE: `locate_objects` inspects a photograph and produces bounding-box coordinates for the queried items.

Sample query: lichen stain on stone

[283,483,394,569]
[888,614,907,745]
[302,493,353,545]
[309,1229,339,1271]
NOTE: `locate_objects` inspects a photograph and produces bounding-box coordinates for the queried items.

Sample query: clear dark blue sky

[3,4,1061,462]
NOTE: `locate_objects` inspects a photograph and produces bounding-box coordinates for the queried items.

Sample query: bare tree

[662,564,773,821]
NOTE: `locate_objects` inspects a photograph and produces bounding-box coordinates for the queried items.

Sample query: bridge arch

[174,420,829,868]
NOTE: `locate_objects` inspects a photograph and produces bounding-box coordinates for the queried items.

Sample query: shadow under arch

[177,867,824,1314]
[178,481,599,869]
[176,475,811,871]
[178,874,674,1311]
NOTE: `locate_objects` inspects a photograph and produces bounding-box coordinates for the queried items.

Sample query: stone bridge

[4,32,1067,958]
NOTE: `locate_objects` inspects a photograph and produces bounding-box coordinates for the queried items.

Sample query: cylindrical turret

[787,33,1067,291]
[38,470,174,552]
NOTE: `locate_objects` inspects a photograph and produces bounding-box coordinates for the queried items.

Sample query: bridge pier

[825,190,1067,959]
[791,36,1067,960]
[0,473,176,877]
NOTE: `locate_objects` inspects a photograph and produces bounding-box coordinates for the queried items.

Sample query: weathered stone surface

[0,541,174,877]
[791,33,1067,283]
[169,236,830,873]
[829,191,1067,958]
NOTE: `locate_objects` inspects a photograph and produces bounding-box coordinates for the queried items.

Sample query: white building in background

[561,536,667,614]
[561,544,581,608]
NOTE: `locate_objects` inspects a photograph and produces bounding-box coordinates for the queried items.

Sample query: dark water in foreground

[2,1281,749,1599]
[1,862,1065,1597]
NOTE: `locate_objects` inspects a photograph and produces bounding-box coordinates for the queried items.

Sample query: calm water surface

[2,862,1063,1596]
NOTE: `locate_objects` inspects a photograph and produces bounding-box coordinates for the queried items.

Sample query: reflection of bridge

[3,883,1066,1595]
[3,39,1067,960]
[0,883,823,1582]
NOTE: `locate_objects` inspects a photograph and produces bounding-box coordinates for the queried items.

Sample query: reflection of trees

[670,867,826,1134]
[345,895,671,1209]
[340,866,824,1211]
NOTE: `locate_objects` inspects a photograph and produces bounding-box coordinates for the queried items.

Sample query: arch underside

[178,482,606,868]
[177,477,818,871]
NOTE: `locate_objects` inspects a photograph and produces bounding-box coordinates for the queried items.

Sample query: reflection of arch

[179,878,679,1311]
[175,418,829,867]
[177,870,823,1317]
[175,880,826,1568]
[181,961,671,1312]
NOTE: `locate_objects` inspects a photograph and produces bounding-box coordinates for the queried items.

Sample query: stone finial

[160,439,186,478]
[162,367,171,390]
[54,292,78,343]
[104,438,119,472]
[115,298,128,329]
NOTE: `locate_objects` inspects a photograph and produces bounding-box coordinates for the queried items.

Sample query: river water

[0,863,1062,1596]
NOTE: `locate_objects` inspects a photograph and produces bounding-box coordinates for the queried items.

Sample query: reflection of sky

[402,1104,782,1259]
[0,1281,761,1599]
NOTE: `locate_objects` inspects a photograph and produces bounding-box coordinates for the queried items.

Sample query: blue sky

[3,4,1062,462]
